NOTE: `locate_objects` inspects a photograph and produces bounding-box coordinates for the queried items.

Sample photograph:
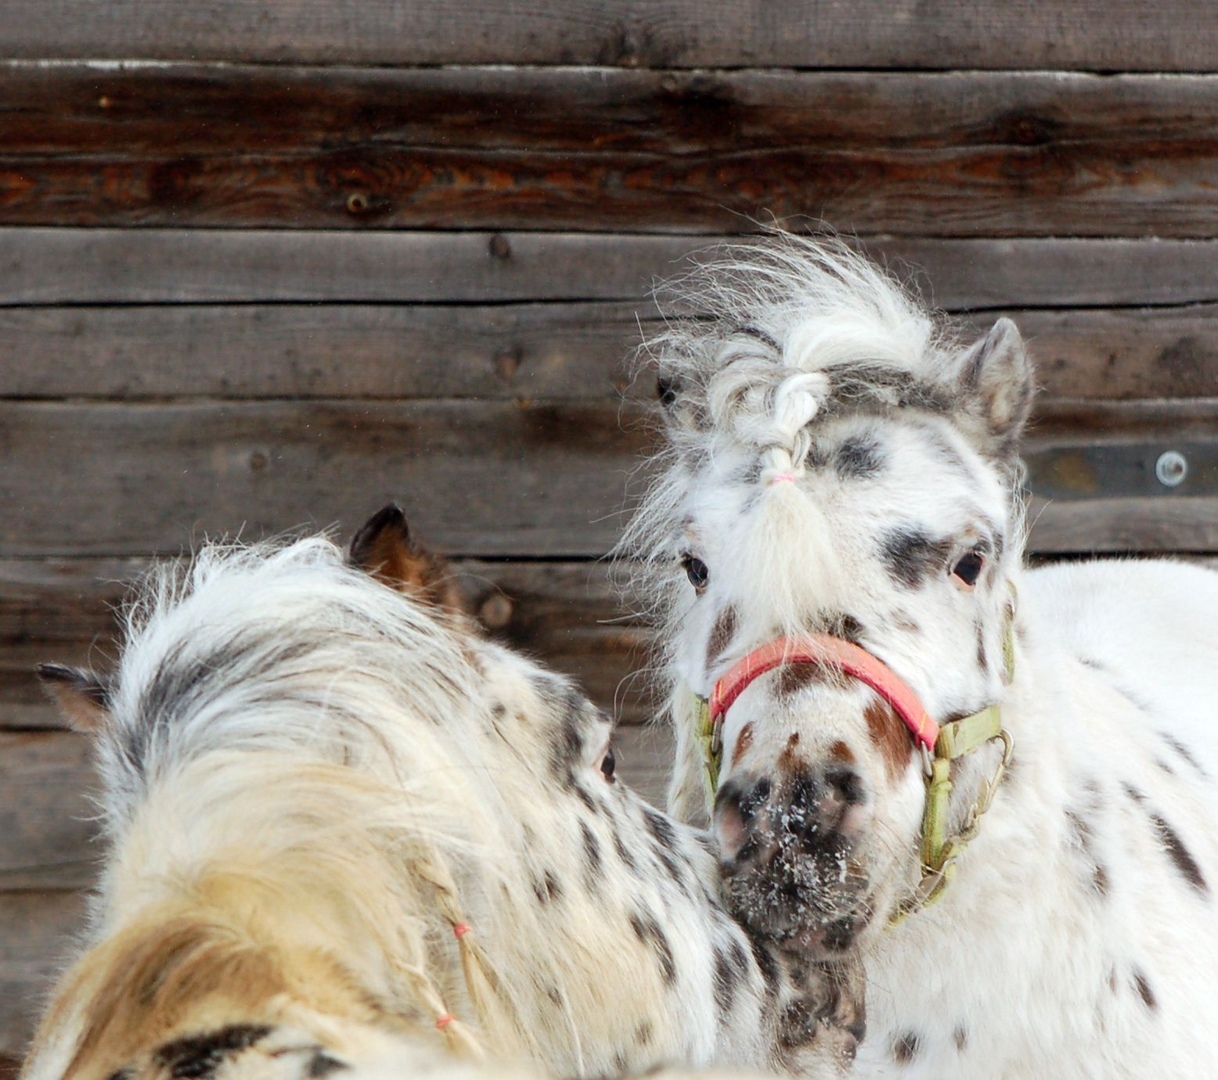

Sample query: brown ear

[349,504,469,616]
[37,663,112,732]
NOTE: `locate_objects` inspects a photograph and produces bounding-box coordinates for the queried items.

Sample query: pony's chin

[721,862,877,959]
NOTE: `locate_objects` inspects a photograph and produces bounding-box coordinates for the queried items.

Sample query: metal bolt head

[1155,449,1188,488]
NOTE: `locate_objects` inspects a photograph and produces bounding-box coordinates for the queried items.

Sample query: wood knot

[488,234,511,260]
[494,348,522,382]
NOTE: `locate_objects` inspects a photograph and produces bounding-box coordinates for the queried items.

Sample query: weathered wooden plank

[996,308,1218,402]
[1027,498,1218,554]
[0,401,654,559]
[5,66,1218,235]
[5,303,1218,403]
[0,1,1214,71]
[4,400,1218,558]
[0,890,88,1060]
[0,732,98,889]
[0,230,689,305]
[0,304,647,402]
[5,231,1218,309]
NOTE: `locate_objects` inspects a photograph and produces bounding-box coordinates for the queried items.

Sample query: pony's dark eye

[600,745,616,783]
[951,550,985,588]
[681,554,710,593]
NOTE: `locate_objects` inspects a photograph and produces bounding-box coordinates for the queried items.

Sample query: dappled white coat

[621,233,1218,1078]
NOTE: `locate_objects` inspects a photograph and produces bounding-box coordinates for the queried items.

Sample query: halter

[692,609,1015,918]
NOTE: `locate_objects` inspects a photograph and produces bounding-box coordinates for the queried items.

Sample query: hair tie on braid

[452,922,471,938]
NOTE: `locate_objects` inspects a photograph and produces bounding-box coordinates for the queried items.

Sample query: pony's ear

[955,317,1034,461]
[349,504,470,615]
[37,663,112,732]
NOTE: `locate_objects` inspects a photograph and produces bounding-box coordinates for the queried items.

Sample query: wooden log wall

[4,1,1218,1063]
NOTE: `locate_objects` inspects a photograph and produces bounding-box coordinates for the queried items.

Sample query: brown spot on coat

[731,722,754,768]
[894,1031,920,1063]
[778,662,825,697]
[828,740,857,765]
[1065,807,1110,897]
[706,606,738,669]
[1162,732,1209,778]
[865,698,912,782]
[1133,968,1157,1010]
[1148,813,1208,894]
[777,731,802,771]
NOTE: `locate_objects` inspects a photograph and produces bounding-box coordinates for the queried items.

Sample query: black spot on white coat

[155,1025,274,1080]
[879,527,955,590]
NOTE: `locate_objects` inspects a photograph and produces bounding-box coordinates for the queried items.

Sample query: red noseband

[709,634,939,752]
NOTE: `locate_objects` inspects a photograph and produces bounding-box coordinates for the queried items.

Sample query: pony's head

[622,235,1032,953]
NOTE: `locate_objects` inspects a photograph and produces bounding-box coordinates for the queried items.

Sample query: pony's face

[631,247,1035,958]
[674,407,1019,951]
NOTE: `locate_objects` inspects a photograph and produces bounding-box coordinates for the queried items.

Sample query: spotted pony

[620,235,1218,1078]
[22,507,861,1080]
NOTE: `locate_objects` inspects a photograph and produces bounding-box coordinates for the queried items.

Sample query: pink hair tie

[769,473,796,485]
[452,922,471,938]
[436,1014,455,1030]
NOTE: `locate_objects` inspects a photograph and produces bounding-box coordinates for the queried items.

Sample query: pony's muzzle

[713,764,873,957]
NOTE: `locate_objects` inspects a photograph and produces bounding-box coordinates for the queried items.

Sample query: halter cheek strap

[692,615,1015,918]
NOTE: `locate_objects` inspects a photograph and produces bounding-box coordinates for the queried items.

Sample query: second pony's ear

[37,663,112,732]
[348,504,469,616]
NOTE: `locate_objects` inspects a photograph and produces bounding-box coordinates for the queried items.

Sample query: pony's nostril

[715,774,774,861]
[825,765,867,807]
[735,776,772,825]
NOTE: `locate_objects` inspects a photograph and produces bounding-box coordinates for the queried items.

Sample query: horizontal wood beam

[5,66,1218,234]
[2,400,1218,558]
[3,231,1218,309]
[0,400,653,558]
[3,302,1218,403]
[0,2,1214,71]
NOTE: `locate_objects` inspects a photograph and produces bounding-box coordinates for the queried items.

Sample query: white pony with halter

[622,233,1218,1078]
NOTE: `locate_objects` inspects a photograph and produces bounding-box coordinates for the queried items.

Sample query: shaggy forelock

[616,234,969,687]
